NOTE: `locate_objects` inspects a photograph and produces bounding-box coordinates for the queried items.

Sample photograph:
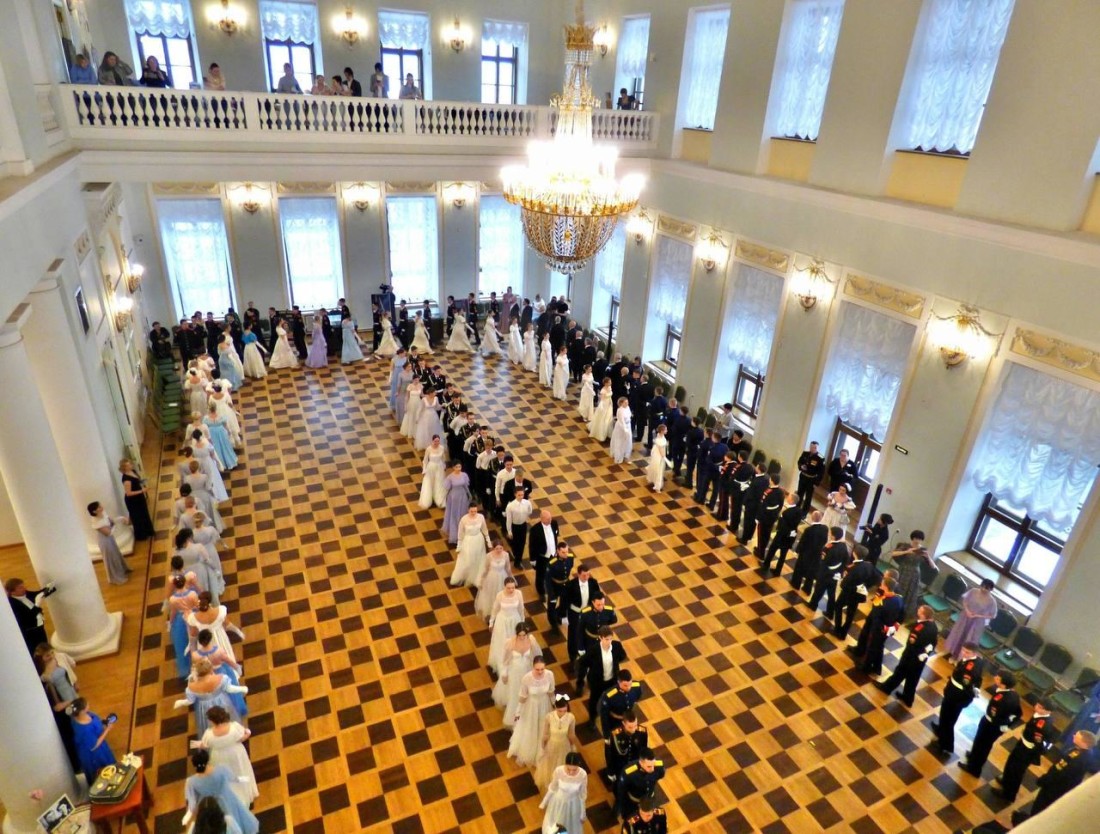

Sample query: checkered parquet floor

[129,344,1032,833]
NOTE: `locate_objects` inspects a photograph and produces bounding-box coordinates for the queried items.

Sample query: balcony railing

[59,85,659,151]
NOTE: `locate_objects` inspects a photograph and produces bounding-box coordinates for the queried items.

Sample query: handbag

[89,762,138,804]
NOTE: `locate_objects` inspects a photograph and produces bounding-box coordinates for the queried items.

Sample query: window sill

[682,126,714,133]
[896,147,971,161]
[770,135,816,144]
[935,551,1038,617]
[645,362,675,386]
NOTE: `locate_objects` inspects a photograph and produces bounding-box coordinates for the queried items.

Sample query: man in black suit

[520,298,534,331]
[528,510,559,604]
[738,463,769,542]
[565,563,600,663]
[728,451,755,533]
[791,511,828,592]
[593,351,609,386]
[612,366,631,403]
[680,417,705,487]
[795,441,825,515]
[266,307,280,354]
[500,470,533,510]
[580,626,627,722]
[833,544,882,637]
[754,476,785,558]
[876,604,938,706]
[762,491,802,574]
[728,429,752,459]
[858,513,894,566]
[445,296,456,337]
[629,372,651,443]
[827,449,857,493]
[204,311,221,356]
[646,386,667,450]
[702,432,730,510]
[666,406,690,477]
[290,306,308,358]
[149,322,173,360]
[961,671,1021,776]
[576,597,619,687]
[244,301,262,330]
[567,330,585,383]
[549,316,566,355]
[807,526,851,615]
[397,300,411,346]
[174,320,195,365]
[6,577,57,653]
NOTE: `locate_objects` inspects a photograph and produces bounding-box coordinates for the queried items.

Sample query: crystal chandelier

[502,0,645,274]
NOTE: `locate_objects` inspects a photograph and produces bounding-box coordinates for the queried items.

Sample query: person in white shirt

[529,510,558,604]
[494,457,517,519]
[276,63,301,94]
[505,489,534,568]
[565,564,601,664]
[534,294,546,314]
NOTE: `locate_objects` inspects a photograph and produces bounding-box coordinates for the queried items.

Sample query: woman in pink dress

[943,578,998,659]
[305,315,328,368]
[442,463,471,544]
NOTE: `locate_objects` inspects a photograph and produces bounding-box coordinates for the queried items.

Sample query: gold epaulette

[653,759,663,766]
[624,764,638,774]
[631,681,641,688]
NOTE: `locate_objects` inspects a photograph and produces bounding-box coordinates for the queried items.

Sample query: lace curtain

[386,196,439,303]
[823,303,916,439]
[260,0,318,44]
[773,0,845,140]
[125,0,191,38]
[156,199,235,318]
[902,0,1015,153]
[651,235,692,331]
[725,264,784,373]
[971,363,1100,529]
[595,224,626,296]
[379,10,430,50]
[616,15,650,80]
[478,196,525,296]
[682,7,730,130]
[483,19,528,49]
[279,197,344,311]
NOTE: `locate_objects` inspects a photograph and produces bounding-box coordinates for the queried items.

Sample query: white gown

[523,331,538,372]
[242,341,267,379]
[418,445,447,509]
[539,766,588,834]
[202,723,258,806]
[475,550,511,620]
[508,323,523,364]
[414,396,444,450]
[493,638,541,722]
[482,316,503,356]
[578,373,595,419]
[610,405,633,463]
[210,395,241,447]
[588,388,614,441]
[400,382,423,438]
[552,354,569,400]
[488,592,526,672]
[411,318,433,354]
[268,325,299,369]
[377,318,399,357]
[186,605,237,664]
[451,515,489,587]
[508,669,556,765]
[646,435,668,491]
[446,313,475,353]
[185,377,210,416]
[539,339,553,386]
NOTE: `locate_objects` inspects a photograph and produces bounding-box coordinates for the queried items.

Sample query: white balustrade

[414,102,538,138]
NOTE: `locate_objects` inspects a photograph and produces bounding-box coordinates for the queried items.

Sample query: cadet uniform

[728,459,755,533]
[997,712,1057,801]
[1021,744,1096,819]
[876,616,938,705]
[754,485,785,557]
[599,681,644,740]
[617,759,665,820]
[607,723,649,782]
[576,604,618,660]
[621,807,668,834]
[963,686,1022,775]
[934,655,986,753]
[545,552,574,625]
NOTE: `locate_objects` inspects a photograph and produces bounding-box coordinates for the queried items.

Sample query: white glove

[918,653,928,662]
[173,699,189,709]
[886,626,897,637]
[1000,725,1011,732]
[924,644,935,654]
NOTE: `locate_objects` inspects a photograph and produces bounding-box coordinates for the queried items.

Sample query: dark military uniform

[795,449,824,514]
[599,681,643,740]
[739,471,769,543]
[545,552,574,625]
[754,485,785,557]
[576,604,618,659]
[934,655,986,753]
[762,503,802,574]
[621,807,668,834]
[1026,744,1096,817]
[998,712,1057,800]
[876,617,938,705]
[607,724,649,782]
[963,687,1022,775]
[617,758,665,820]
[728,459,754,532]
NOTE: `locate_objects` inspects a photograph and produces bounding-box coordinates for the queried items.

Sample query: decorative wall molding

[151,182,221,195]
[386,182,439,195]
[1011,329,1100,385]
[276,182,335,195]
[74,230,92,262]
[656,214,697,242]
[83,182,123,236]
[843,273,925,319]
[734,239,790,274]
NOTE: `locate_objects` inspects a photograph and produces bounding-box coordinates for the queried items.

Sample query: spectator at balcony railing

[399,73,422,101]
[616,88,637,111]
[311,74,330,95]
[344,67,363,97]
[276,63,302,94]
[141,56,169,88]
[97,52,135,86]
[203,64,226,92]
[330,75,350,96]
[369,62,389,98]
[69,54,97,85]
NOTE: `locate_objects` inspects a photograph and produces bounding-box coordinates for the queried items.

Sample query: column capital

[0,302,31,348]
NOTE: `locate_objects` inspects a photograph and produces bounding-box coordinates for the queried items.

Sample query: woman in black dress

[119,458,155,540]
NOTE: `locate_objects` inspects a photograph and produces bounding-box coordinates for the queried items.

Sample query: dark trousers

[509,525,527,567]
[790,554,818,592]
[999,742,1039,801]
[936,685,974,752]
[694,469,714,503]
[797,475,817,514]
[294,332,307,358]
[632,409,645,442]
[861,629,890,675]
[533,557,549,602]
[705,473,722,510]
[762,534,794,573]
[755,516,777,556]
[729,490,747,531]
[808,568,839,615]
[879,653,928,704]
[567,610,582,660]
[670,440,686,476]
[966,717,1004,773]
[716,487,733,524]
[547,580,568,624]
[833,591,863,637]
[586,674,614,724]
[683,450,699,488]
[740,504,760,543]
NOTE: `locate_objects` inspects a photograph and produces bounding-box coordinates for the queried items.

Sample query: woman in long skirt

[209,385,242,448]
[610,397,634,463]
[821,485,857,533]
[488,580,526,669]
[493,622,540,722]
[508,658,555,765]
[414,391,444,451]
[268,322,299,369]
[552,347,569,400]
[341,316,365,364]
[241,325,267,379]
[119,459,155,540]
[508,319,523,364]
[188,592,245,665]
[400,378,424,438]
[943,580,999,659]
[418,437,447,509]
[523,324,538,372]
[475,543,511,620]
[538,753,588,834]
[411,314,433,354]
[190,631,246,718]
[190,514,226,599]
[588,379,614,441]
[218,341,244,390]
[377,314,400,357]
[539,334,553,387]
[185,369,210,416]
[201,706,258,806]
[446,312,476,353]
[89,501,131,585]
[482,314,503,357]
[183,750,259,834]
[451,506,490,587]
[646,424,668,492]
[890,531,936,621]
[441,463,471,544]
[578,365,595,420]
[394,364,414,425]
[535,695,579,791]
[305,316,328,368]
[204,406,239,470]
[167,574,199,679]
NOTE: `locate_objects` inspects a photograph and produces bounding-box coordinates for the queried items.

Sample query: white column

[0,304,122,659]
[0,597,79,834]
[1012,776,1100,833]
[24,272,133,556]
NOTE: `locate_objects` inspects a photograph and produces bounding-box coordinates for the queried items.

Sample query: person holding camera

[68,697,117,783]
[5,577,58,654]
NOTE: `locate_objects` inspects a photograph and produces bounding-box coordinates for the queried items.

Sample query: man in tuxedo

[577,597,618,692]
[520,298,534,331]
[629,372,651,443]
[204,311,221,356]
[528,510,559,603]
[186,316,206,360]
[420,301,433,347]
[581,626,627,721]
[501,470,533,510]
[680,417,705,488]
[612,366,632,403]
[244,301,261,329]
[504,485,533,568]
[567,329,585,383]
[791,511,829,592]
[762,491,802,574]
[290,306,308,358]
[493,457,517,522]
[808,526,851,615]
[858,513,894,566]
[832,544,881,637]
[549,316,566,355]
[396,300,411,346]
[445,295,456,337]
[487,292,500,319]
[565,563,600,663]
[174,320,195,365]
[266,307,280,354]
[738,463,769,543]
[645,386,667,450]
[666,406,690,477]
[581,338,597,379]
[465,293,481,346]
[796,441,825,514]
[593,351,609,386]
[6,578,57,653]
[827,449,857,493]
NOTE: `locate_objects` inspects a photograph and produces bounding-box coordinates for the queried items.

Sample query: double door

[828,419,882,509]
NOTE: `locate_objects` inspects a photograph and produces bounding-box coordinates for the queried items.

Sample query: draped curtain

[279,197,344,311]
[378,10,430,50]
[616,15,650,80]
[971,363,1100,529]
[773,0,845,140]
[483,19,528,49]
[682,7,730,130]
[725,264,784,373]
[157,199,235,319]
[903,0,1015,153]
[260,0,318,44]
[595,224,626,297]
[125,0,191,37]
[651,235,692,331]
[478,196,525,297]
[386,196,439,302]
[822,303,916,439]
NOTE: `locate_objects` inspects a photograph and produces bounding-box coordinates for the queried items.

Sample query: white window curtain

[595,224,626,297]
[386,196,439,303]
[901,0,1015,153]
[822,303,916,438]
[260,0,318,44]
[378,9,430,49]
[772,0,845,140]
[616,15,650,80]
[971,363,1100,529]
[682,7,731,130]
[156,199,235,319]
[279,197,344,311]
[478,196,525,297]
[125,0,192,37]
[725,264,784,373]
[483,19,528,50]
[651,235,693,331]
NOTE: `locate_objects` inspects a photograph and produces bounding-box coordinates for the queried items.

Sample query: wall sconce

[697,232,728,273]
[447,182,474,208]
[114,296,134,332]
[236,183,262,214]
[928,305,998,368]
[346,182,378,211]
[336,5,367,46]
[792,258,833,311]
[213,0,242,35]
[445,17,470,52]
[125,263,145,293]
[592,24,612,58]
[626,209,652,244]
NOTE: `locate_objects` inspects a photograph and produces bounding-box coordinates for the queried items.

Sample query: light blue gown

[218,350,243,389]
[185,767,259,834]
[203,416,238,470]
[184,675,244,738]
[389,354,407,410]
[341,320,364,364]
[194,646,248,718]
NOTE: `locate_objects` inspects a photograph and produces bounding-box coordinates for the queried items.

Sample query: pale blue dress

[184,767,259,834]
[341,319,364,364]
[202,416,238,470]
[388,354,407,410]
[218,350,243,389]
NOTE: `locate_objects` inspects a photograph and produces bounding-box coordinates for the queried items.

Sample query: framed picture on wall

[74,287,90,335]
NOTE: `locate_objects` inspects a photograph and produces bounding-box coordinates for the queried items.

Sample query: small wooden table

[89,769,153,834]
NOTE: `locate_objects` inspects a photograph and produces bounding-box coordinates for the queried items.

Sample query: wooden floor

[4,347,1036,833]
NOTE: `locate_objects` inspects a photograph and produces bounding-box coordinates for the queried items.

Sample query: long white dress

[508,323,523,364]
[482,316,503,356]
[414,395,444,451]
[475,549,511,620]
[268,325,298,369]
[588,388,614,441]
[821,492,857,532]
[535,711,577,791]
[493,638,541,722]
[202,723,258,806]
[610,405,633,463]
[242,339,267,379]
[508,669,556,765]
[186,605,237,664]
[646,434,668,491]
[539,338,553,386]
[523,330,538,372]
[411,318,433,354]
[488,592,526,672]
[539,765,588,834]
[578,373,595,420]
[446,313,475,353]
[451,514,490,587]
[552,354,569,400]
[418,445,447,509]
[185,375,210,416]
[376,316,399,357]
[400,381,423,438]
